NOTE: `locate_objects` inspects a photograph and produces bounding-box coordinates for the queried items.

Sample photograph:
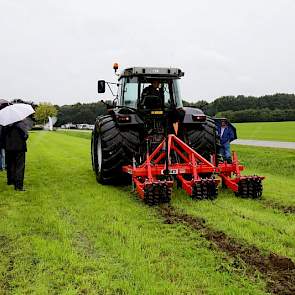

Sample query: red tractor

[91,65,264,205]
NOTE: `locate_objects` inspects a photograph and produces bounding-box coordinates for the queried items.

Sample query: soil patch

[263,201,295,214]
[158,205,295,295]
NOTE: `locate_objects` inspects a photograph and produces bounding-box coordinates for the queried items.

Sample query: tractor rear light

[117,115,131,123]
[192,114,206,122]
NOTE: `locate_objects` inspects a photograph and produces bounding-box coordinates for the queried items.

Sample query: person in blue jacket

[218,119,235,163]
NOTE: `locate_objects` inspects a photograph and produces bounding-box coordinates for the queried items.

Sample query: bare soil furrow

[262,201,295,214]
[158,205,295,295]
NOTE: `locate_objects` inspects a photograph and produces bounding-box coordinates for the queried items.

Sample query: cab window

[122,77,138,107]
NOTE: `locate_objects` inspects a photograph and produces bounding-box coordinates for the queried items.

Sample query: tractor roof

[119,67,184,79]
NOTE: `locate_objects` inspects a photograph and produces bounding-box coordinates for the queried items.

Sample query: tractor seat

[140,94,163,109]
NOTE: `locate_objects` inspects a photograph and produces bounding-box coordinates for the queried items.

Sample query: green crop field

[234,121,295,142]
[0,131,295,294]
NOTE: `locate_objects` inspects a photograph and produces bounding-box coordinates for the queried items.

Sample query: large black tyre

[185,117,219,160]
[121,129,141,161]
[91,115,126,184]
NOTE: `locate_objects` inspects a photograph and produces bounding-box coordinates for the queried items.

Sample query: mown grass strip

[56,130,92,140]
[234,121,295,142]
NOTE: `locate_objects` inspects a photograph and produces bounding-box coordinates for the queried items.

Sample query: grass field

[234,121,295,142]
[0,131,295,294]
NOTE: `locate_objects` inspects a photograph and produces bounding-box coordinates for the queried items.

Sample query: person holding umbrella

[0,103,35,190]
[0,99,11,171]
[0,125,5,171]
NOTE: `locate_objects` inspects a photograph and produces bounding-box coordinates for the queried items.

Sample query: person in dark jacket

[5,121,28,191]
[217,119,235,163]
[0,126,5,171]
[140,80,164,109]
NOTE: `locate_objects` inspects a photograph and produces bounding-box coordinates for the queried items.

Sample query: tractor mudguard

[111,108,144,128]
[182,107,207,124]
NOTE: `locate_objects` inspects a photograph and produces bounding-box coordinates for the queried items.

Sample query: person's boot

[15,187,25,191]
[15,181,25,191]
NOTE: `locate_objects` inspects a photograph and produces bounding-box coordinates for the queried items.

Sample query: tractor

[91,64,264,205]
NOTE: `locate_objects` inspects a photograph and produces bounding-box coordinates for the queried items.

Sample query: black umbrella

[0,99,10,110]
[20,117,34,132]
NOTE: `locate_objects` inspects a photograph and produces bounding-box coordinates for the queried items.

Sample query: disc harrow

[235,176,263,199]
[143,182,172,206]
[122,134,265,204]
[192,178,218,201]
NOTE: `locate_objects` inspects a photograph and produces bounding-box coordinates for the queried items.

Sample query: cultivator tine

[191,178,218,201]
[143,182,173,206]
[235,176,264,199]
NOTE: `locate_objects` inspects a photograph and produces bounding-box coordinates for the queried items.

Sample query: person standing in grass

[5,121,29,191]
[218,119,235,163]
[0,125,5,171]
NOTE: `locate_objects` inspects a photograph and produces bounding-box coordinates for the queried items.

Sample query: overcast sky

[0,0,294,105]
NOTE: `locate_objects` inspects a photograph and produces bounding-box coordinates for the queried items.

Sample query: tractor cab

[117,68,184,111]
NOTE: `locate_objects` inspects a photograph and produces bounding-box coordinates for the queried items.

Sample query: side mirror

[97,80,106,93]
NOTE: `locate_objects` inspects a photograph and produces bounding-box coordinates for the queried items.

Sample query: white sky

[0,0,294,105]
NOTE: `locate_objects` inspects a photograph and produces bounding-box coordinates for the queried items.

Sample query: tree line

[11,93,295,124]
[184,93,295,122]
[54,93,295,124]
[56,102,107,126]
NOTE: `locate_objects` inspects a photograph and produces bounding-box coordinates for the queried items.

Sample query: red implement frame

[122,134,264,199]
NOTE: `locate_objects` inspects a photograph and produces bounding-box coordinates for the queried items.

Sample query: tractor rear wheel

[91,115,125,184]
[121,129,141,160]
[185,117,219,160]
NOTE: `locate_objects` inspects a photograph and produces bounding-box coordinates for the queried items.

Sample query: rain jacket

[218,126,235,145]
[4,122,28,152]
[0,126,4,148]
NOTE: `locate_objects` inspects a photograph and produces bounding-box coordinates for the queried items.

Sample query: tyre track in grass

[158,205,295,295]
